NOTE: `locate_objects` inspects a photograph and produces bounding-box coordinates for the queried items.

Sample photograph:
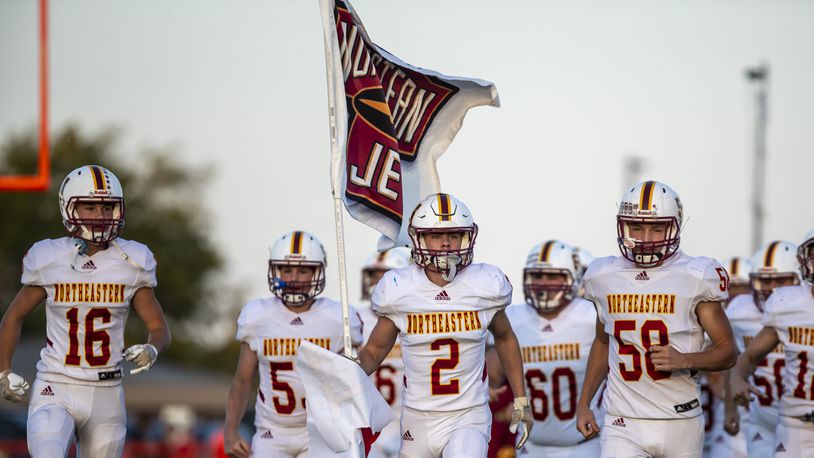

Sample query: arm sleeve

[134,247,158,289]
[20,243,45,286]
[697,258,729,303]
[235,305,258,352]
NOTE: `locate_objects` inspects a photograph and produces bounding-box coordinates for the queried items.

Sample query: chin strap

[440,254,462,282]
[110,240,146,270]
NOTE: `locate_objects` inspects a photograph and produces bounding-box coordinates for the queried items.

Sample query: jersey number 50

[614,319,671,381]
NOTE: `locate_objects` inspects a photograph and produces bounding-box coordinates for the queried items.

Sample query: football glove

[1,369,30,402]
[123,343,158,375]
[509,396,533,448]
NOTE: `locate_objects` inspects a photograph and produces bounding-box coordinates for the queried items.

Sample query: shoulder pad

[583,256,619,281]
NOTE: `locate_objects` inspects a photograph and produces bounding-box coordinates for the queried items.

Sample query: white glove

[123,344,158,375]
[508,396,533,449]
[1,369,30,402]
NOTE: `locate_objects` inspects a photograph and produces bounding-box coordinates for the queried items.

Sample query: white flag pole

[321,0,355,358]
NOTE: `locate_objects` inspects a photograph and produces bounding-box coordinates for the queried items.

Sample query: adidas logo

[753,432,763,442]
[289,317,304,325]
[81,260,97,270]
[611,417,626,427]
[776,442,786,452]
[542,324,554,332]
[261,430,274,439]
[434,290,450,301]
[40,385,54,396]
[402,430,414,441]
[635,271,649,281]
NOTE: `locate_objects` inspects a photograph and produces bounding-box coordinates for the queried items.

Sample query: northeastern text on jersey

[606,294,676,314]
[406,311,482,335]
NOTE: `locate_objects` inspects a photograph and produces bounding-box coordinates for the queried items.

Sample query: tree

[0,125,240,371]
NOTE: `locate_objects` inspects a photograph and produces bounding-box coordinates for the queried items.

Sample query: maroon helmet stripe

[640,181,655,211]
[90,166,107,191]
[729,258,739,276]
[764,241,779,267]
[539,240,555,263]
[437,193,451,221]
[291,231,303,254]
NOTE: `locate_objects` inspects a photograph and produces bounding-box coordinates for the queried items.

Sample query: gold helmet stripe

[538,240,555,263]
[639,180,655,211]
[729,258,739,276]
[290,231,304,255]
[764,241,780,267]
[437,193,452,222]
[89,166,107,191]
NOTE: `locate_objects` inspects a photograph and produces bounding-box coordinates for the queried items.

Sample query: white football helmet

[268,231,327,306]
[523,240,580,313]
[360,247,412,300]
[798,229,814,284]
[617,180,683,267]
[749,241,801,310]
[724,256,753,287]
[409,193,478,282]
[58,165,125,244]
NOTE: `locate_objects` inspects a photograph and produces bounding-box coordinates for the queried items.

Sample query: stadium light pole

[745,62,769,253]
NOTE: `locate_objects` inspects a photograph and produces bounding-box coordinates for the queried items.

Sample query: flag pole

[321,0,355,358]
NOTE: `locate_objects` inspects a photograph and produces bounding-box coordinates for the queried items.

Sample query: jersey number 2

[431,338,460,395]
[65,307,111,366]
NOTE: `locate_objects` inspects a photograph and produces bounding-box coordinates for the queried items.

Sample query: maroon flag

[321,0,499,249]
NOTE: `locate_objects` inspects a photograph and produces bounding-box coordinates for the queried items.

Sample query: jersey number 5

[431,338,460,395]
[614,319,671,381]
[65,307,111,367]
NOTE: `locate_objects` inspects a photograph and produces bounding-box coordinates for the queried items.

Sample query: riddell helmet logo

[434,290,450,301]
[635,271,649,281]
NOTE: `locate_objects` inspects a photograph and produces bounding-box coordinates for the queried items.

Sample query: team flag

[320,0,499,249]
[296,341,393,457]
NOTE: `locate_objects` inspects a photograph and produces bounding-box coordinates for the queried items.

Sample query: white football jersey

[21,237,157,385]
[236,296,363,430]
[506,299,603,447]
[763,284,814,418]
[371,263,511,412]
[726,293,785,427]
[358,303,405,412]
[584,251,728,419]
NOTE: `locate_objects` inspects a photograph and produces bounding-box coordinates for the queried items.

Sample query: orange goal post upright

[0,0,50,192]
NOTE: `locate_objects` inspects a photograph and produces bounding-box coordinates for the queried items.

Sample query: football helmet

[360,247,412,301]
[617,180,683,268]
[723,256,753,300]
[749,241,800,310]
[268,231,327,306]
[523,240,580,313]
[408,193,478,282]
[798,229,814,284]
[58,165,125,244]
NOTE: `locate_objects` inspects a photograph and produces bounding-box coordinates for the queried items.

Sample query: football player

[728,241,802,457]
[703,256,752,458]
[575,180,737,458]
[0,165,171,458]
[357,247,412,458]
[357,193,532,458]
[489,240,603,457]
[223,231,363,458]
[731,230,814,457]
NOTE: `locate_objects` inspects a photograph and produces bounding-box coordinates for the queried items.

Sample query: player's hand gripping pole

[332,197,356,359]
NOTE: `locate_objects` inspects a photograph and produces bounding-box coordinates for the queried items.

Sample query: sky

[2,0,813,312]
